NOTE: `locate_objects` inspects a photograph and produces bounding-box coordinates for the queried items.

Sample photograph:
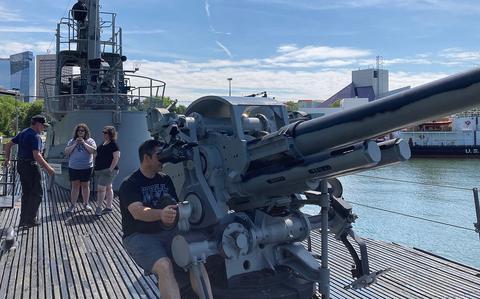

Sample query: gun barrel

[376,138,411,167]
[291,68,480,156]
[237,141,380,199]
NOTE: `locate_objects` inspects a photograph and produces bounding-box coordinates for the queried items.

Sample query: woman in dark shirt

[94,126,120,216]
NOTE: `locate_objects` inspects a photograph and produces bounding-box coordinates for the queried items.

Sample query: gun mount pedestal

[210,266,315,299]
[147,68,480,298]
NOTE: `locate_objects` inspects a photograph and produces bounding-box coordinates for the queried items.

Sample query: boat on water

[41,0,165,190]
[399,109,480,157]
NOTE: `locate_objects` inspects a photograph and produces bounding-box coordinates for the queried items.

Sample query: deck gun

[146,68,480,298]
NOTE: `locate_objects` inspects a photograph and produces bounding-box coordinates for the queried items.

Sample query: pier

[1,174,479,298]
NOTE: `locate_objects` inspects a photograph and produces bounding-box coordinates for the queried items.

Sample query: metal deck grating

[1,174,479,298]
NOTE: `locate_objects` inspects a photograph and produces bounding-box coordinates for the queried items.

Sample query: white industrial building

[299,68,409,118]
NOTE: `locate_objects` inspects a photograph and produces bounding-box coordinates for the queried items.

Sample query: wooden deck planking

[326,234,480,298]
[0,174,479,299]
[363,239,480,296]
[0,209,19,299]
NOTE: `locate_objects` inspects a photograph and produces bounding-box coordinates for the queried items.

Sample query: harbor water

[304,158,480,269]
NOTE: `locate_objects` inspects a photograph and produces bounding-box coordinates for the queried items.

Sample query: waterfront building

[0,58,10,89]
[10,51,35,102]
[299,68,410,118]
[36,54,72,99]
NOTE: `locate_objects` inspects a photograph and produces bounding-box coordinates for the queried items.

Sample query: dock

[1,174,480,298]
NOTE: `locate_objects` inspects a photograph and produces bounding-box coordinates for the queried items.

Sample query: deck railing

[0,154,17,210]
[41,71,166,115]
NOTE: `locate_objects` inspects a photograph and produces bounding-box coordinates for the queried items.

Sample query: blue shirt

[11,128,42,159]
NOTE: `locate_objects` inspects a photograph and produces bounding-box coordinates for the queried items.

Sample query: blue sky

[1,0,480,103]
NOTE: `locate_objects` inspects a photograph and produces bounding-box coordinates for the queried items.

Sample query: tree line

[0,95,296,137]
[0,96,44,137]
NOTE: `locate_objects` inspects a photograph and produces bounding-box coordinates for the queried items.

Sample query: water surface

[304,158,480,269]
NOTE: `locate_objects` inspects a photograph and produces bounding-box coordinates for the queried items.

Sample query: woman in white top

[64,123,96,213]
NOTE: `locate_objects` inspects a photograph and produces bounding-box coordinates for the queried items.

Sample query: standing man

[120,139,213,299]
[3,115,55,227]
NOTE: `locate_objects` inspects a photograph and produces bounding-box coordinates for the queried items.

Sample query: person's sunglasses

[78,129,85,132]
[102,131,108,134]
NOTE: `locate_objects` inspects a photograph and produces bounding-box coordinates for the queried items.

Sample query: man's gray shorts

[123,231,189,286]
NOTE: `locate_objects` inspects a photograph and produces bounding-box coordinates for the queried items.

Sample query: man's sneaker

[102,207,113,213]
[95,207,103,216]
[84,204,93,212]
[66,204,75,214]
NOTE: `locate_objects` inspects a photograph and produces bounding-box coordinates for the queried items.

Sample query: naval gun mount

[146,67,480,298]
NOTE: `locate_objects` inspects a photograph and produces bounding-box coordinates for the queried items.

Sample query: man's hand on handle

[161,204,178,226]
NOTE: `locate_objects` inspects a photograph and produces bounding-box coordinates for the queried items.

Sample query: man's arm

[128,201,177,225]
[33,150,55,176]
[2,141,15,168]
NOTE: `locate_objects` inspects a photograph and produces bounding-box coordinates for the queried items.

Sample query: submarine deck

[1,174,479,298]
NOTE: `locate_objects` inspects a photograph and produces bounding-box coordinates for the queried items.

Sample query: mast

[86,0,101,61]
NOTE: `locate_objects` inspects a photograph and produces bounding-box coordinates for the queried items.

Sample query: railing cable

[349,173,478,233]
[348,200,476,232]
[353,174,471,191]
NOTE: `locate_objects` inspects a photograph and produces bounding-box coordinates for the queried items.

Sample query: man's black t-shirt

[119,170,178,238]
[94,141,119,170]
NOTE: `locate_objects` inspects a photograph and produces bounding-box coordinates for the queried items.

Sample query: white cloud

[0,5,23,22]
[205,1,231,36]
[0,26,54,33]
[266,46,371,64]
[123,44,462,105]
[245,0,480,13]
[389,71,448,91]
[277,44,298,53]
[440,48,480,62]
[127,58,354,103]
[187,59,261,69]
[122,44,473,105]
[264,60,354,68]
[123,29,165,35]
[216,41,232,58]
[134,45,369,70]
[205,0,211,17]
[0,41,52,57]
[362,58,433,66]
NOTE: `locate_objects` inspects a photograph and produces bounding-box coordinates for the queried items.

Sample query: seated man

[120,139,213,299]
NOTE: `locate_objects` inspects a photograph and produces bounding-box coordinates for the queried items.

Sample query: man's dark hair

[138,139,164,163]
